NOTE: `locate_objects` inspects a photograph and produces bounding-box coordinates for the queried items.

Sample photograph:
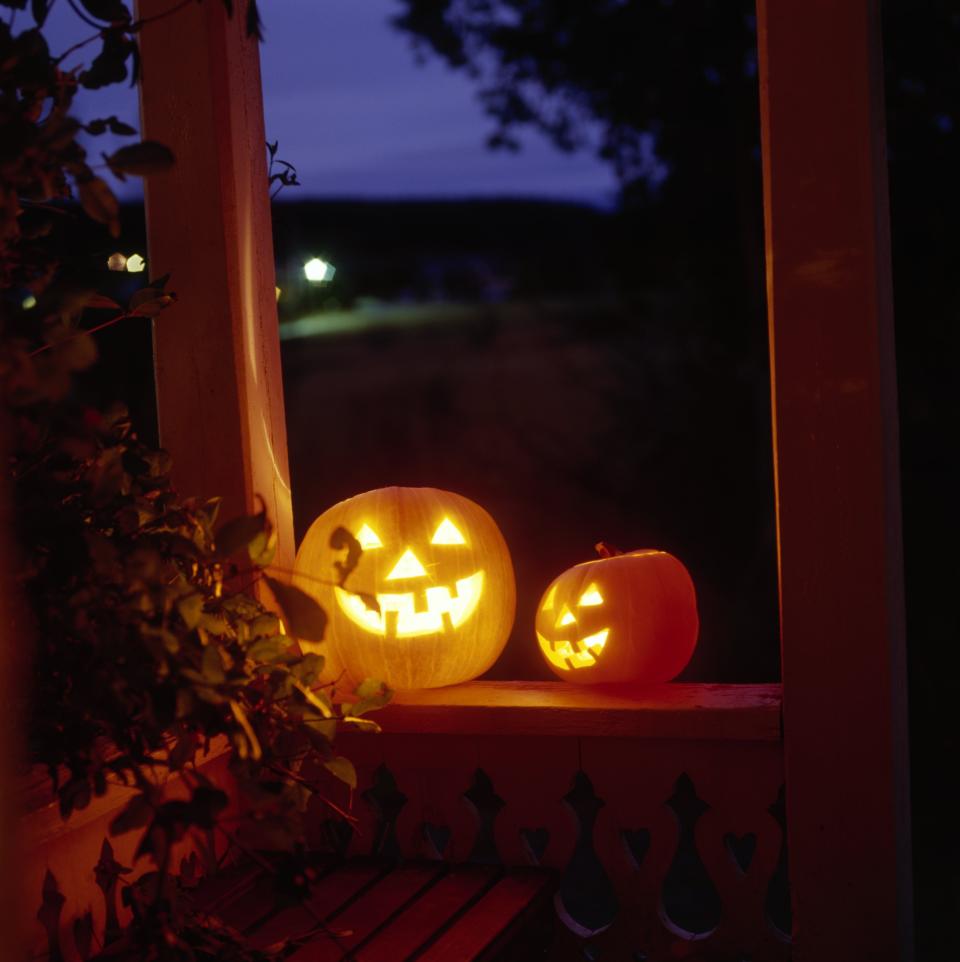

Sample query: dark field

[281,293,779,683]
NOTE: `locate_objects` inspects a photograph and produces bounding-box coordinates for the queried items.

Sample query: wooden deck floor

[194,857,555,961]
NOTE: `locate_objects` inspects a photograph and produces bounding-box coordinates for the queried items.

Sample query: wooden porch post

[136,1,294,573]
[755,2,913,959]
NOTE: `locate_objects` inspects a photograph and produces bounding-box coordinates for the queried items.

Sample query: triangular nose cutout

[556,605,577,628]
[386,549,427,581]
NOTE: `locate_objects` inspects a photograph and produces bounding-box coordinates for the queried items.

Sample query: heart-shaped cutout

[622,828,651,869]
[520,827,550,864]
[724,831,757,874]
[422,822,451,858]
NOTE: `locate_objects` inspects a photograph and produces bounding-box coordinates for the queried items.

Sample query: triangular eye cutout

[541,584,558,611]
[387,549,427,581]
[356,524,383,550]
[578,584,604,607]
[431,518,466,545]
[557,605,577,628]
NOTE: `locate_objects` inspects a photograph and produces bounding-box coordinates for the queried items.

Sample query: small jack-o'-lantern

[536,546,698,684]
[294,487,515,690]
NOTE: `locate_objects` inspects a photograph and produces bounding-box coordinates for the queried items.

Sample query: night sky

[44,0,617,203]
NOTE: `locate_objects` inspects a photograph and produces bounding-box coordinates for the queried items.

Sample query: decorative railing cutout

[725,831,758,875]
[463,768,505,864]
[556,771,619,937]
[765,785,793,940]
[421,821,452,860]
[520,826,551,865]
[361,763,408,858]
[660,773,722,939]
[622,827,652,871]
[33,735,789,960]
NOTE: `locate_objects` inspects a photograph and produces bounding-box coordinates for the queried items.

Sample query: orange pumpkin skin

[535,550,698,685]
[294,487,515,690]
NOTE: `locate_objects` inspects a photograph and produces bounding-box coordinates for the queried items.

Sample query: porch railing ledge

[19,734,232,845]
[374,680,782,741]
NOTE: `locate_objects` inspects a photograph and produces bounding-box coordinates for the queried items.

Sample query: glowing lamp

[293,487,515,690]
[536,547,698,685]
[304,257,335,283]
[125,253,146,273]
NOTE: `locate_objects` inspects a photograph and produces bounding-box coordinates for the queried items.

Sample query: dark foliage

[1,2,387,958]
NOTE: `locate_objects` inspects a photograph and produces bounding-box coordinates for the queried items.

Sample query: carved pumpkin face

[294,487,515,690]
[536,550,698,685]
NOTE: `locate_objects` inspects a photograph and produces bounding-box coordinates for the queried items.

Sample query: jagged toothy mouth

[335,571,485,638]
[537,629,610,670]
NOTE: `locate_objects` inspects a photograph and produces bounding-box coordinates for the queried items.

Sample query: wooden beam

[375,681,782,740]
[137,0,294,576]
[755,1,913,958]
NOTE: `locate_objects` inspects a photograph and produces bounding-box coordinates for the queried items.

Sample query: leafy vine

[1,2,383,958]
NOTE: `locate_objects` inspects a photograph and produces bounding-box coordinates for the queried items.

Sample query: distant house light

[126,253,146,273]
[304,257,335,283]
[107,252,127,271]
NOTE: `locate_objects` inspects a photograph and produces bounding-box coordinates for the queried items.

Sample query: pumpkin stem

[595,541,623,559]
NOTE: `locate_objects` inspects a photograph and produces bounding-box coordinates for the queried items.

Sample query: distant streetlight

[303,257,335,283]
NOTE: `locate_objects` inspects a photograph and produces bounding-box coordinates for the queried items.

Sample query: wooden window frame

[136,1,914,958]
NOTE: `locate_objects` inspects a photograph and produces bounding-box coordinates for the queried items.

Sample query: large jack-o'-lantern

[536,546,698,684]
[294,487,515,690]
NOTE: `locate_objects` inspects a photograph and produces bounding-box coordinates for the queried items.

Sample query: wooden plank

[287,863,447,961]
[415,871,554,962]
[360,866,501,962]
[189,861,264,915]
[137,0,294,582]
[373,681,781,740]
[755,1,913,959]
[245,860,389,949]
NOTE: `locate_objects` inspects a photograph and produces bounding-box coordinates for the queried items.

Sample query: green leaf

[342,716,381,733]
[215,511,267,558]
[176,593,203,630]
[264,576,327,642]
[355,678,386,700]
[306,718,337,743]
[80,29,134,91]
[197,611,232,636]
[292,680,333,718]
[230,701,261,761]
[247,613,280,639]
[201,645,225,684]
[346,678,392,717]
[104,141,174,178]
[248,524,278,567]
[127,286,176,318]
[247,635,289,663]
[323,756,356,790]
[291,652,324,685]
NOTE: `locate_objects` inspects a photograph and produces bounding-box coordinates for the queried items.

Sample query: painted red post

[755,1,913,958]
[136,0,294,575]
